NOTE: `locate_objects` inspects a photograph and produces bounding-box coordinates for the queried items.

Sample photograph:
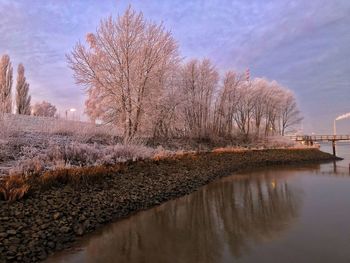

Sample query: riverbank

[0,149,337,262]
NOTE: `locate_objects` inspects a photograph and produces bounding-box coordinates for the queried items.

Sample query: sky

[0,0,349,133]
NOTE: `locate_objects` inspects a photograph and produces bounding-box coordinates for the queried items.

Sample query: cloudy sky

[0,0,349,133]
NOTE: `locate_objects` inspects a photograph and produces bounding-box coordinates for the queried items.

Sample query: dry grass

[152,149,197,161]
[39,164,124,188]
[0,174,31,202]
[212,147,248,153]
[0,164,125,201]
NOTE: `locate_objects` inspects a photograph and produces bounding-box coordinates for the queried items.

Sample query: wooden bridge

[287,135,350,156]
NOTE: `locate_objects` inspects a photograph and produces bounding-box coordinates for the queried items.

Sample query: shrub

[98,143,154,165]
[0,174,30,201]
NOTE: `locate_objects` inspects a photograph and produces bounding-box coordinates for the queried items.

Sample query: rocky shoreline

[0,149,337,262]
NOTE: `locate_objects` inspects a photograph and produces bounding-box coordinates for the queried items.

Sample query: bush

[98,143,154,165]
[0,174,30,201]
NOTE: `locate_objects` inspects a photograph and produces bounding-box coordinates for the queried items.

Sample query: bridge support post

[332,140,336,156]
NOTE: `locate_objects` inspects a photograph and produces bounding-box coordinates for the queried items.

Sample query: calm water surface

[46,143,350,263]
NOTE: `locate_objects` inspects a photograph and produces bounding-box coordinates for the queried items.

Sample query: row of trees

[0,54,57,117]
[68,7,302,141]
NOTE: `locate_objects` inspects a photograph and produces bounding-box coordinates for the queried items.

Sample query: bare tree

[16,64,31,115]
[213,74,302,139]
[279,91,303,135]
[32,101,57,117]
[67,6,179,141]
[214,71,243,136]
[179,59,219,137]
[0,54,13,114]
[233,80,255,136]
[151,70,185,138]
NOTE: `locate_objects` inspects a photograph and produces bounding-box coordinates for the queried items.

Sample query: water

[46,144,350,263]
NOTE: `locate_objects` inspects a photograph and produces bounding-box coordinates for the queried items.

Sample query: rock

[39,200,48,206]
[47,241,56,249]
[8,245,17,252]
[53,212,61,220]
[56,243,63,251]
[0,232,8,238]
[14,211,24,218]
[40,223,50,230]
[73,224,84,236]
[8,237,20,244]
[37,250,47,260]
[6,229,17,235]
[59,226,71,234]
[83,219,91,229]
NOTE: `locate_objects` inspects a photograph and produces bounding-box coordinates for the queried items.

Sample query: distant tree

[32,101,57,117]
[0,54,13,113]
[279,91,303,136]
[67,6,179,141]
[15,64,31,115]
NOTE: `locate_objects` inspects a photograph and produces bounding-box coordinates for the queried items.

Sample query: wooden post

[332,140,336,156]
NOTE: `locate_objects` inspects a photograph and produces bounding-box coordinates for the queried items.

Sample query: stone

[47,241,56,249]
[73,224,84,236]
[53,212,61,220]
[8,245,17,252]
[39,201,48,206]
[37,250,47,260]
[6,229,17,235]
[40,223,50,230]
[83,219,91,229]
[0,232,8,238]
[59,226,70,234]
[8,237,20,244]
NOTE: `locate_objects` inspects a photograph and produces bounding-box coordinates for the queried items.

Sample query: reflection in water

[48,170,301,263]
[46,145,350,263]
[321,142,350,176]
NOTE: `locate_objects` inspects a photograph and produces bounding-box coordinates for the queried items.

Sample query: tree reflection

[82,171,301,263]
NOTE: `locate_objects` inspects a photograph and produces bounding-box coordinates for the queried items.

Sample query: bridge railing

[287,135,350,141]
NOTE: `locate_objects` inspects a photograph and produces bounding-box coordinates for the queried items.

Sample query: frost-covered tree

[67,6,179,140]
[179,59,219,137]
[213,73,302,138]
[16,64,31,115]
[0,54,13,114]
[32,101,57,117]
[214,71,243,136]
[151,70,185,138]
[278,91,303,136]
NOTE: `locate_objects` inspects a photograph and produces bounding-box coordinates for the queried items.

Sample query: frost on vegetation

[7,141,156,177]
[253,136,308,149]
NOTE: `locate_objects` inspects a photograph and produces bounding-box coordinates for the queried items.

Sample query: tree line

[0,55,57,117]
[68,6,302,141]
